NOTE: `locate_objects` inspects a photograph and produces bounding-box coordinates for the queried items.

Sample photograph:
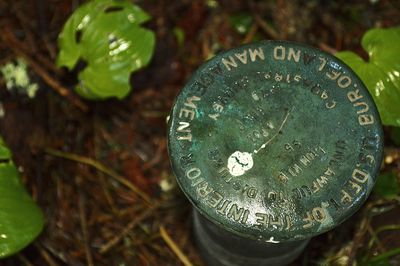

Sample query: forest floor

[0,0,400,265]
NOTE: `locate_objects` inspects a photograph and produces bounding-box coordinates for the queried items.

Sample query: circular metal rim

[167,40,384,241]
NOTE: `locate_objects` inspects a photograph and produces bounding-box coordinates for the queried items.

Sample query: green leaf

[335,27,400,127]
[373,172,399,199]
[0,139,44,258]
[366,258,391,266]
[366,247,400,265]
[173,27,185,47]
[389,127,400,146]
[230,13,253,35]
[0,138,11,160]
[57,0,155,99]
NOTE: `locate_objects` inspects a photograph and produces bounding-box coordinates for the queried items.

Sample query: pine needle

[160,225,194,266]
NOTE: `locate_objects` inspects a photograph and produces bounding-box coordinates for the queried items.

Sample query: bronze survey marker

[168,41,383,242]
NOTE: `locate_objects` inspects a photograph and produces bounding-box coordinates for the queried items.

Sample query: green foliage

[363,247,400,266]
[389,127,400,146]
[229,13,253,35]
[173,27,185,47]
[365,258,391,266]
[0,137,44,258]
[0,58,39,98]
[57,0,155,100]
[0,141,11,160]
[373,172,400,199]
[336,27,400,127]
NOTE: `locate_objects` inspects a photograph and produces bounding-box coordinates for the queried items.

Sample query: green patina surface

[168,41,383,242]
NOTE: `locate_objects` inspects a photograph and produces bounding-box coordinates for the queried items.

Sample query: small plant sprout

[0,58,39,98]
[57,0,155,100]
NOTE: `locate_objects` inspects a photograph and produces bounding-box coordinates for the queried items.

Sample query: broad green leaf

[373,172,399,199]
[0,138,11,160]
[0,139,43,258]
[57,0,155,99]
[336,27,400,127]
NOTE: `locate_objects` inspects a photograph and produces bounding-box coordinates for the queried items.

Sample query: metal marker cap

[168,41,383,242]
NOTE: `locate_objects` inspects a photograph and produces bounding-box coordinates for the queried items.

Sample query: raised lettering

[273,46,285,60]
[179,108,195,120]
[186,167,201,180]
[222,56,237,71]
[227,204,244,222]
[347,89,363,102]
[206,191,223,208]
[235,50,248,64]
[352,168,369,183]
[177,121,190,133]
[288,48,301,62]
[184,95,201,109]
[337,75,352,88]
[256,212,268,226]
[318,57,327,71]
[359,114,374,126]
[249,47,265,61]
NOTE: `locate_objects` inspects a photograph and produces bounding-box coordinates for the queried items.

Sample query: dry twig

[160,225,194,266]
[253,14,279,39]
[366,222,386,253]
[36,243,60,266]
[17,254,34,266]
[99,206,156,254]
[347,217,370,265]
[45,148,152,205]
[242,24,258,44]
[319,42,338,54]
[77,176,94,266]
